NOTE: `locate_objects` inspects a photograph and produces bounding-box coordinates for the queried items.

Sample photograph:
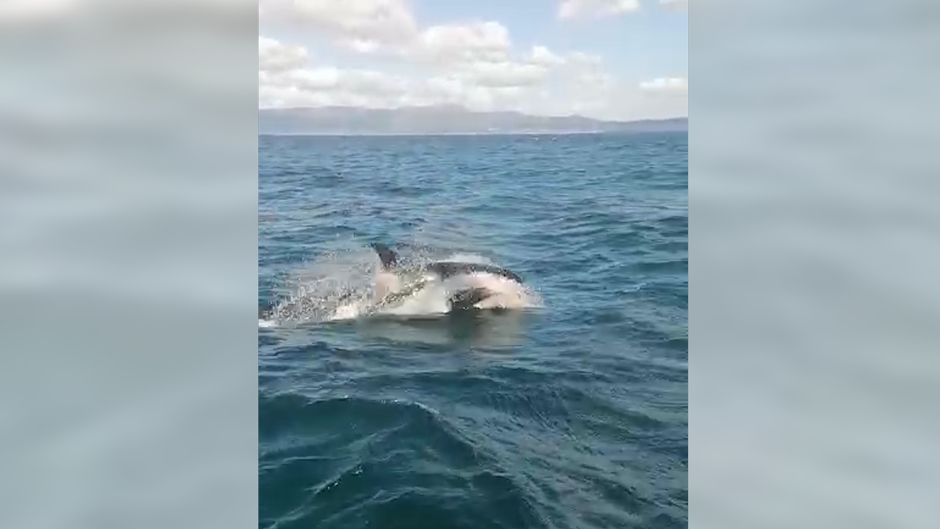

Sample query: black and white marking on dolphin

[258,244,526,322]
[370,243,524,310]
[371,243,523,283]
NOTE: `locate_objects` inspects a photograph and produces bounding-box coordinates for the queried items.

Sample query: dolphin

[367,243,524,309]
[258,243,525,321]
[370,243,523,283]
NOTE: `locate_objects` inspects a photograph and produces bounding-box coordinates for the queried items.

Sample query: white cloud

[259,36,308,72]
[416,21,512,64]
[257,0,687,120]
[639,77,689,95]
[452,61,550,88]
[260,0,417,46]
[259,67,413,109]
[264,64,409,97]
[258,49,531,112]
[344,38,382,53]
[259,39,686,120]
[529,46,566,67]
[548,0,682,19]
[557,0,641,20]
[260,1,607,78]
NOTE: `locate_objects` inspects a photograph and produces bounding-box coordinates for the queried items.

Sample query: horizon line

[259,106,688,123]
[258,129,688,138]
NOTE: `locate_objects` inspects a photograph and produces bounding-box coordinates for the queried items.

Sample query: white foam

[330,301,365,321]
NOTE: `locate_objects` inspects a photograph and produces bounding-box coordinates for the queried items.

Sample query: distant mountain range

[259,105,687,135]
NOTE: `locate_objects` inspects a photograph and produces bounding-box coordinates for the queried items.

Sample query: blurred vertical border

[693,1,940,528]
[0,2,259,529]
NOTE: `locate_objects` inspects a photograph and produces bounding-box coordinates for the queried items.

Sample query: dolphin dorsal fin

[370,242,399,270]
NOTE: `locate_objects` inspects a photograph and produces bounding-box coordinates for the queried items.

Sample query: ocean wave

[259,392,546,529]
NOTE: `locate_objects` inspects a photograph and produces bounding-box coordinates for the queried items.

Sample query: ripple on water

[260,392,548,529]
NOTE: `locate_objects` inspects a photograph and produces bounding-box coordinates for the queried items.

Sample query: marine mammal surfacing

[369,242,524,311]
[257,243,526,321]
[370,243,523,283]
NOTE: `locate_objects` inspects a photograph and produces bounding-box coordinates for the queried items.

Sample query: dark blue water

[258,132,688,529]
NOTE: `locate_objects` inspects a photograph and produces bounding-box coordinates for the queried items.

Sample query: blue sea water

[258,132,688,529]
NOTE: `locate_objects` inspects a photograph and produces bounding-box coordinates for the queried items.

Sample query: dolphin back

[369,242,524,283]
[428,262,524,284]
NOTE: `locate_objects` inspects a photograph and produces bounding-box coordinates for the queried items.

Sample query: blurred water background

[1,4,260,529]
[693,3,940,527]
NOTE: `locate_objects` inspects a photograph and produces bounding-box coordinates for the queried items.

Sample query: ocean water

[258,132,688,529]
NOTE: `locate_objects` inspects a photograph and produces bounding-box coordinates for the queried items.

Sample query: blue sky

[259,0,688,120]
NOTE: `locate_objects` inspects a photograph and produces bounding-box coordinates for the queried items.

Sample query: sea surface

[258,132,688,529]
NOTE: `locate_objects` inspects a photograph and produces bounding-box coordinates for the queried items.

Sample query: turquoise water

[258,132,688,529]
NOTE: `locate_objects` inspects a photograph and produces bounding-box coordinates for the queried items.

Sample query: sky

[259,0,688,121]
